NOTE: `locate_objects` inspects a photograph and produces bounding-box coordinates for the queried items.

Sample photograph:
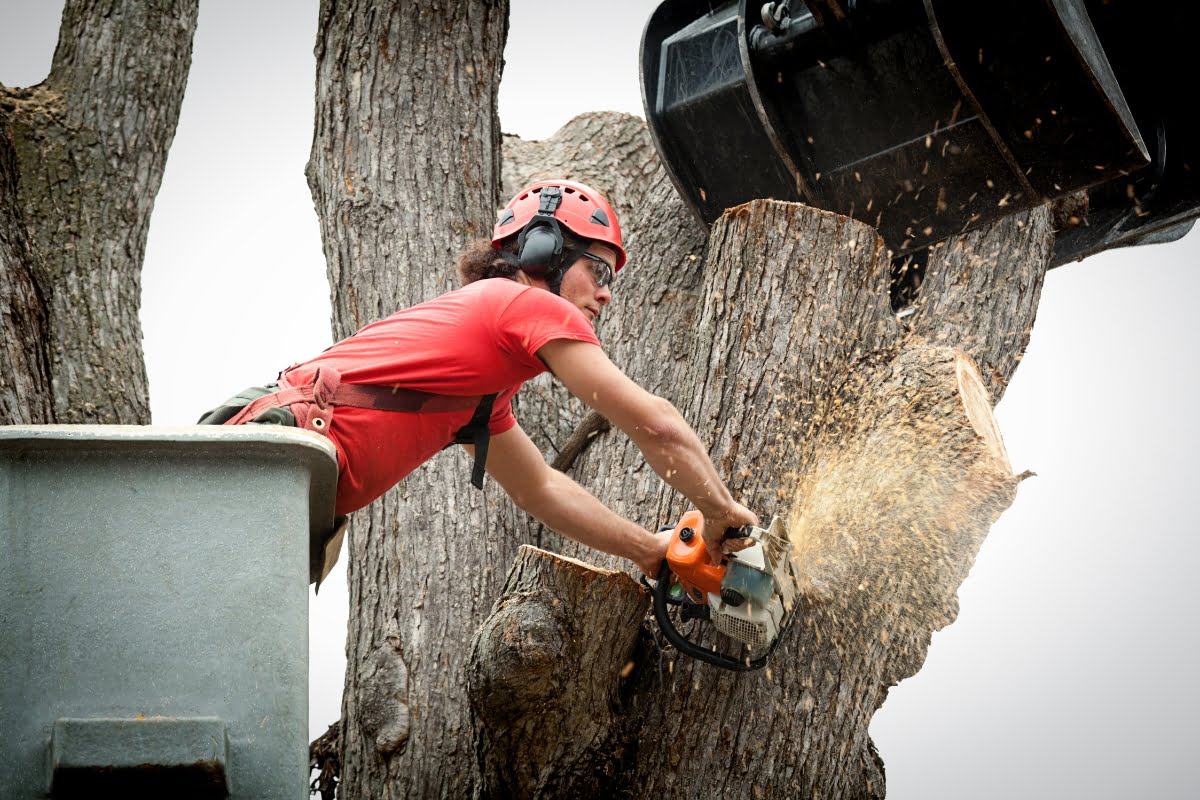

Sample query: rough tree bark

[305,2,510,797]
[0,108,53,425]
[0,0,198,426]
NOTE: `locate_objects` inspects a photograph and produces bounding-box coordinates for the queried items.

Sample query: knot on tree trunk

[356,624,411,757]
[468,591,569,720]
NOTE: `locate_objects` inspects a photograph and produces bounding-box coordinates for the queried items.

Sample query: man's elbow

[633,396,688,447]
[500,473,554,516]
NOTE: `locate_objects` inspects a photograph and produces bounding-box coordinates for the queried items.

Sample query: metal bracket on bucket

[48,717,231,798]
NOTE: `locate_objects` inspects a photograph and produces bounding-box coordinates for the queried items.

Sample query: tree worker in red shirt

[199,179,756,584]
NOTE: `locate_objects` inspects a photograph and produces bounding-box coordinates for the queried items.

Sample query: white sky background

[3,2,1198,797]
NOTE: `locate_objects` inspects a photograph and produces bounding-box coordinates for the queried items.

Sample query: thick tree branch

[550,409,611,473]
[907,206,1053,400]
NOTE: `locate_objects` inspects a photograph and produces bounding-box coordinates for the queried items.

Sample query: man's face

[559,243,617,325]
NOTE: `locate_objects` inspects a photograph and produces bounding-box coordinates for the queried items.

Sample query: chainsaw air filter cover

[713,560,783,651]
[642,0,1199,265]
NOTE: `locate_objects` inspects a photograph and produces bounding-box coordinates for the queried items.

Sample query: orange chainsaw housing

[665,510,726,602]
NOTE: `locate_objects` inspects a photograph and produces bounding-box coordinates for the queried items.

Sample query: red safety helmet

[492,179,627,272]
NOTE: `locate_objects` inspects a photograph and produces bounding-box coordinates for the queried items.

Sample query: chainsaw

[651,510,800,671]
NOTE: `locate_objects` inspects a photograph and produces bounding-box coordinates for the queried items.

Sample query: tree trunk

[306,2,509,797]
[0,0,198,425]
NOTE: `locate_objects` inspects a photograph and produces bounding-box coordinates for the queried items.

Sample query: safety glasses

[580,252,615,288]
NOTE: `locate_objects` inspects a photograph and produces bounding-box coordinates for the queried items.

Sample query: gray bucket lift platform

[0,425,337,799]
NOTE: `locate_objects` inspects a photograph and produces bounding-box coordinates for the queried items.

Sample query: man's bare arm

[465,425,671,575]
[537,339,757,561]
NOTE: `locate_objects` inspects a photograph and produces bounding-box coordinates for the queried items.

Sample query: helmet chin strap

[502,245,588,297]
[546,244,588,296]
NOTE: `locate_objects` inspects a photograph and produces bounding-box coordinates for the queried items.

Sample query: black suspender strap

[451,392,499,490]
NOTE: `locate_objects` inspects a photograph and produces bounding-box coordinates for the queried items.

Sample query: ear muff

[516,216,564,276]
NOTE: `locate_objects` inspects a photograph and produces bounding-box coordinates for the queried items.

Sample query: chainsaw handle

[722,525,753,541]
[651,561,768,673]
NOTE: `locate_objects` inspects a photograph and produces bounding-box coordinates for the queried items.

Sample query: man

[201,179,755,580]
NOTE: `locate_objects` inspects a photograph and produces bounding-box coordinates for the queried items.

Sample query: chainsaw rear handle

[652,560,768,672]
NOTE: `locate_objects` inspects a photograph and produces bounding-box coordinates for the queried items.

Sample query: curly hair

[455,230,586,286]
[455,239,517,285]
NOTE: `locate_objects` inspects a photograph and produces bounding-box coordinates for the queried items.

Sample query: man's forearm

[516,468,661,569]
[532,338,749,539]
[622,396,734,517]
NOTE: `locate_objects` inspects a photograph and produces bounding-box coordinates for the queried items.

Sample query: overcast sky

[3,2,1197,798]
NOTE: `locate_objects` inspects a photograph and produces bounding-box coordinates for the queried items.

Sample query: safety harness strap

[450,392,499,489]
[221,367,499,489]
[227,378,482,426]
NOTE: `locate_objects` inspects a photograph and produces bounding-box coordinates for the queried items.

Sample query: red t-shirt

[284,278,600,515]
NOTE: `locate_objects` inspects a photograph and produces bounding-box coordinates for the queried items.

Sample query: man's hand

[636,527,675,578]
[700,501,759,565]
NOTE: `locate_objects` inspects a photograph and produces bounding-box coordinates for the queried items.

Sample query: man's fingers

[703,538,752,565]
